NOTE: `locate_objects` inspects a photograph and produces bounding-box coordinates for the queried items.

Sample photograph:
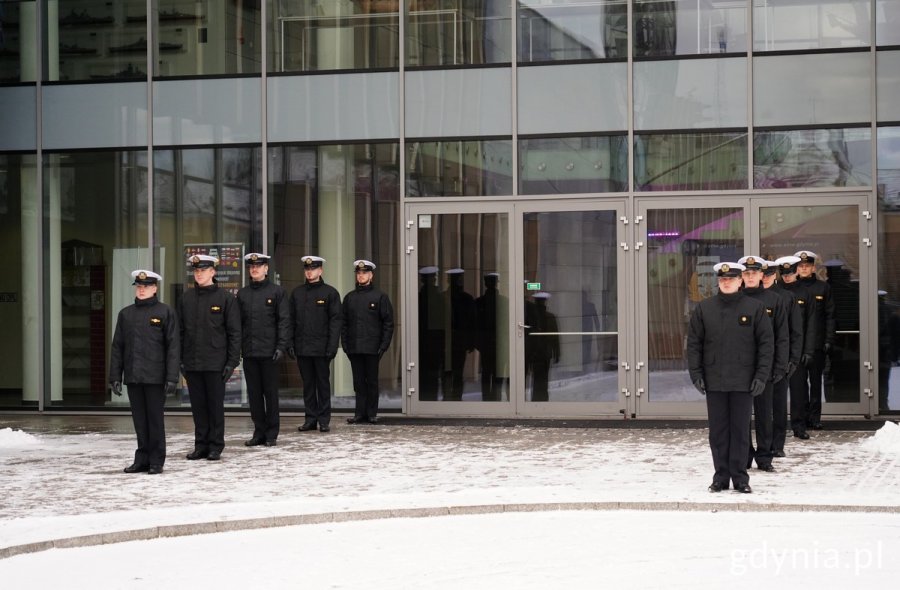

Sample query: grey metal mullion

[746,0,754,192]
[510,0,518,195]
[868,0,880,416]
[147,0,155,270]
[36,0,45,411]
[399,0,408,415]
[261,0,269,256]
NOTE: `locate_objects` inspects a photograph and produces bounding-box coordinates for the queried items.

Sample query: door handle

[517,322,531,329]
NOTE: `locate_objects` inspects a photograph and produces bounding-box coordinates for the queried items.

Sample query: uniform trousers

[749,382,774,468]
[185,371,225,454]
[706,390,753,487]
[348,353,380,421]
[298,356,332,427]
[243,357,280,442]
[806,349,827,424]
[772,377,789,453]
[127,383,166,467]
[789,363,810,433]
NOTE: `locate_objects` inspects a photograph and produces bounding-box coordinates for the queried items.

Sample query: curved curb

[3,501,899,561]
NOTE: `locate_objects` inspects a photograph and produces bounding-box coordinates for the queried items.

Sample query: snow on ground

[0,418,899,586]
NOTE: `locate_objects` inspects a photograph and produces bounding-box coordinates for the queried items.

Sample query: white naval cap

[301,255,325,268]
[775,255,801,274]
[445,268,464,275]
[243,252,271,264]
[353,259,376,271]
[794,250,818,264]
[737,255,764,271]
[131,269,161,285]
[419,266,439,275]
[533,291,551,299]
[714,262,744,277]
[187,254,218,268]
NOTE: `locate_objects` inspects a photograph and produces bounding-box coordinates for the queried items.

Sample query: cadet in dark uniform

[777,255,817,439]
[687,262,774,494]
[179,254,241,461]
[418,266,444,401]
[109,270,180,475]
[794,250,835,430]
[342,260,395,424]
[738,256,789,472]
[289,255,342,432]
[443,268,477,401]
[762,256,802,457]
[527,292,560,402]
[237,253,291,447]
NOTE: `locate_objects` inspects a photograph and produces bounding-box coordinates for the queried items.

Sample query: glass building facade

[0,0,898,418]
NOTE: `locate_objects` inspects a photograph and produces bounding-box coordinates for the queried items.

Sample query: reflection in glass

[523,211,618,402]
[406,0,511,66]
[417,213,509,402]
[267,0,398,72]
[0,154,37,408]
[877,50,900,122]
[519,135,627,194]
[406,139,513,197]
[0,1,34,82]
[647,208,743,402]
[877,0,900,45]
[634,0,747,57]
[268,143,402,410]
[753,0,870,51]
[876,127,900,412]
[753,128,872,189]
[154,147,262,407]
[54,0,147,82]
[634,132,748,191]
[44,150,148,407]
[155,0,261,77]
[517,0,627,62]
[759,205,861,405]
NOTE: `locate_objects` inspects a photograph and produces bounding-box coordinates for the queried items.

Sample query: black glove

[692,378,706,395]
[824,343,832,354]
[110,381,122,397]
[800,353,811,366]
[287,347,296,360]
[164,381,177,396]
[272,349,284,363]
[377,348,386,359]
[786,361,797,377]
[750,378,766,397]
[222,366,235,382]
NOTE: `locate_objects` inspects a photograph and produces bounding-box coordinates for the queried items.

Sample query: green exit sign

[526,282,541,291]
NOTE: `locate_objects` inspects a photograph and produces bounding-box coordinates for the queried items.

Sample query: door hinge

[408,387,415,397]
[406,219,415,228]
[864,388,873,398]
[862,210,871,220]
[863,361,873,371]
[406,245,415,254]
[863,238,872,247]
[620,242,629,251]
[622,388,631,397]
[636,387,644,397]
[620,216,629,225]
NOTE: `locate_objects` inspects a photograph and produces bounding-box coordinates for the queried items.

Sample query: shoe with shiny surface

[264,440,277,447]
[734,483,753,494]
[298,422,317,432]
[319,424,330,432]
[757,464,776,472]
[773,450,786,458]
[244,438,265,447]
[708,481,728,493]
[346,417,363,424]
[368,417,380,424]
[147,465,163,475]
[186,450,208,460]
[810,422,824,430]
[793,430,810,440]
[124,463,148,473]
[207,451,222,461]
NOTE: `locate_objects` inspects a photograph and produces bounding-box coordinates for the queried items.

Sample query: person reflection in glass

[418,266,444,401]
[527,292,560,402]
[477,273,506,401]
[443,269,476,401]
[581,290,600,372]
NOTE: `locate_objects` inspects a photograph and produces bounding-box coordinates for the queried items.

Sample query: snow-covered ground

[1,418,899,587]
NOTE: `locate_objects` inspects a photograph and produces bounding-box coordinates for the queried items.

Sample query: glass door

[753,195,873,417]
[514,201,628,417]
[635,200,748,417]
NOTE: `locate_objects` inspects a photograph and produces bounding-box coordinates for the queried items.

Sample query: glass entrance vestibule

[406,193,882,419]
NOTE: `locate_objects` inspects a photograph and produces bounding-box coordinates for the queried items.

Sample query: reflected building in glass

[0,0,897,418]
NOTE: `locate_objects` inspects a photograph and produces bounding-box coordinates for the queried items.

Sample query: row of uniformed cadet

[109,254,393,473]
[688,251,834,493]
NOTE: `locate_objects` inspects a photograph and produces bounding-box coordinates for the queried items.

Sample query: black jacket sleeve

[109,310,125,382]
[225,293,242,369]
[380,292,395,353]
[327,288,342,358]
[686,304,705,384]
[165,305,181,383]
[753,305,775,384]
[276,287,292,353]
[772,297,790,381]
[340,293,350,353]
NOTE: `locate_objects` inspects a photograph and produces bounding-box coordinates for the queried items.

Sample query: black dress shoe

[368,417,380,424]
[244,438,265,447]
[264,440,277,447]
[298,422,317,432]
[124,463,149,473]
[346,417,363,424]
[186,450,209,460]
[207,451,222,461]
[734,483,753,493]
[793,430,810,440]
[773,450,786,458]
[757,464,776,472]
[319,424,330,432]
[810,422,824,430]
[708,482,728,492]
[147,465,163,475]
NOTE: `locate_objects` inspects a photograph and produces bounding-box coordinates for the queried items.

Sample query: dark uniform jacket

[341,283,394,356]
[770,282,803,367]
[799,275,835,351]
[290,279,342,357]
[687,291,774,393]
[237,278,291,358]
[109,296,180,385]
[780,280,818,359]
[743,285,790,383]
[179,282,241,372]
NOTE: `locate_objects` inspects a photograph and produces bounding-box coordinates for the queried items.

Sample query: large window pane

[877,0,900,45]
[54,0,147,82]
[43,150,148,408]
[268,0,398,72]
[634,132,748,191]
[517,0,627,62]
[634,0,747,57]
[406,0,511,66]
[753,128,872,189]
[1,0,37,82]
[155,0,261,77]
[877,50,900,122]
[877,126,900,413]
[406,139,513,197]
[753,0,871,51]
[0,154,37,409]
[268,143,402,412]
[154,147,262,407]
[633,57,747,130]
[519,135,627,194]
[647,208,744,402]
